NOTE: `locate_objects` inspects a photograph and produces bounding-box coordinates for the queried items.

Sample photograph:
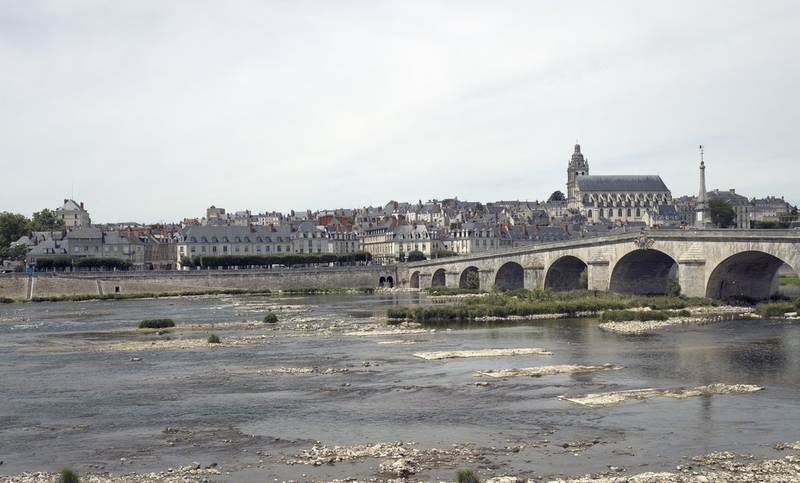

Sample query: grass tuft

[453,469,481,483]
[137,318,176,329]
[207,333,221,344]
[58,468,80,483]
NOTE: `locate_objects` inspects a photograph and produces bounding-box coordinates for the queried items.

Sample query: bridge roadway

[398,229,800,299]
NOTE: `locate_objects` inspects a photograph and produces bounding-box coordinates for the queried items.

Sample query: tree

[548,190,566,202]
[708,199,736,228]
[406,250,426,262]
[29,208,64,231]
[465,271,480,290]
[0,212,29,260]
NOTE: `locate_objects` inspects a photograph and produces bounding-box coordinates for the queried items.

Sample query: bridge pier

[587,260,610,292]
[418,272,433,290]
[524,267,545,290]
[678,260,706,298]
[445,271,460,288]
[478,269,494,291]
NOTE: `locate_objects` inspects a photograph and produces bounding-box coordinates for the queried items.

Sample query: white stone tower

[694,145,713,228]
[566,142,589,209]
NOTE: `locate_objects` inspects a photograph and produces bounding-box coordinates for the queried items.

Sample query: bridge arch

[545,256,588,291]
[609,249,678,295]
[706,251,786,301]
[409,271,420,289]
[495,262,524,291]
[431,268,446,287]
[459,266,480,289]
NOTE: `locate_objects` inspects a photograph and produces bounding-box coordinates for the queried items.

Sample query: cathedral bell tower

[567,142,589,209]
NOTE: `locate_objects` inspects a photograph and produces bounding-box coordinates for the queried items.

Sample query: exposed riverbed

[1,292,799,482]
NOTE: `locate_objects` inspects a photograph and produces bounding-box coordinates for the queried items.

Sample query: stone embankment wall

[0,266,397,300]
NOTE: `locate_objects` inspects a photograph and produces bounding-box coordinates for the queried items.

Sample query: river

[1,293,799,482]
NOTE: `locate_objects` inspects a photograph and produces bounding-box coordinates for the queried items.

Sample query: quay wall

[0,266,398,300]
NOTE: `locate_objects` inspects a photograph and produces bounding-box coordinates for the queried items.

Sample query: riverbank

[2,445,799,482]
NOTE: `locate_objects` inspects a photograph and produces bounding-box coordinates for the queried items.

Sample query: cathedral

[566,143,676,226]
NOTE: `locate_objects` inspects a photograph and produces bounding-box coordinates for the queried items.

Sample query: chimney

[64,198,68,204]
[713,189,720,195]
[80,202,84,209]
[729,188,736,195]
[563,224,569,233]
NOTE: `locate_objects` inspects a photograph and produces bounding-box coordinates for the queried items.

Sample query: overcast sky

[2,1,799,224]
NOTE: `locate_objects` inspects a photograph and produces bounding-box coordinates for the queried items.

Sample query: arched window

[636,208,641,217]
[618,209,623,217]
[626,208,632,217]
[588,209,593,218]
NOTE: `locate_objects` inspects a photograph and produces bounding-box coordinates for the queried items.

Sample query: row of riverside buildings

[9,144,797,271]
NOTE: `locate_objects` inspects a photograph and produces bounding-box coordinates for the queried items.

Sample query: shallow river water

[1,293,799,482]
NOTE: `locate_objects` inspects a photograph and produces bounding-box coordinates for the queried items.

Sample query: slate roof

[577,175,669,192]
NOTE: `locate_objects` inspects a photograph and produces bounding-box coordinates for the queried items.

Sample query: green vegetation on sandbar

[137,318,176,329]
[27,288,272,303]
[388,289,720,323]
[427,286,482,296]
[58,468,81,483]
[207,333,221,344]
[754,299,800,317]
[280,286,375,295]
[453,469,481,483]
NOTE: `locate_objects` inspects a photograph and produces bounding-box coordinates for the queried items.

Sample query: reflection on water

[1,294,799,482]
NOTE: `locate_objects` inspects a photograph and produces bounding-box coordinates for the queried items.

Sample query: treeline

[180,251,373,269]
[35,256,133,271]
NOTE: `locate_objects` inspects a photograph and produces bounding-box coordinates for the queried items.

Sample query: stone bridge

[398,230,800,300]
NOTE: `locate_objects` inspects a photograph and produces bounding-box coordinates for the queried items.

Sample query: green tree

[0,212,29,260]
[548,190,566,202]
[9,244,28,262]
[465,271,480,290]
[406,250,426,262]
[29,208,64,231]
[708,199,736,228]
[578,268,588,289]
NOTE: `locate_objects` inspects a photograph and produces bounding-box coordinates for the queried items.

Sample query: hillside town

[3,144,798,272]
